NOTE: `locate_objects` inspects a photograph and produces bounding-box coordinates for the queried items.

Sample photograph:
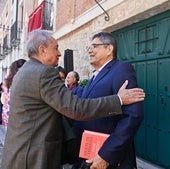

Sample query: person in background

[1,29,145,169]
[1,59,26,127]
[73,32,144,169]
[65,71,83,98]
[58,66,67,82]
[57,67,77,167]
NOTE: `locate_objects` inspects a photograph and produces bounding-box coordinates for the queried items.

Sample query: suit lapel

[82,60,117,98]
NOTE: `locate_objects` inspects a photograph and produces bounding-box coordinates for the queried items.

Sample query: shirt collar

[93,59,112,77]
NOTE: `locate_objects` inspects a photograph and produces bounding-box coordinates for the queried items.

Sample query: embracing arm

[41,67,144,121]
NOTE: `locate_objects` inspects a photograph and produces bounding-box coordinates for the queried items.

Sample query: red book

[79,130,110,159]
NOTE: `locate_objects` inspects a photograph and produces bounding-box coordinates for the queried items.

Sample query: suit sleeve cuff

[117,94,122,105]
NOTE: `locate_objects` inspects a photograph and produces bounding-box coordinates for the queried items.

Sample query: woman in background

[1,59,26,127]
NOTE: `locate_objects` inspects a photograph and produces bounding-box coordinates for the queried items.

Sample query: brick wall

[56,0,102,29]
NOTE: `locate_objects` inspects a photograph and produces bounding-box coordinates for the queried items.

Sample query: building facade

[0,0,55,81]
[0,0,169,168]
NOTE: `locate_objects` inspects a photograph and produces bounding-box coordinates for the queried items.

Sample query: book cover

[79,130,110,159]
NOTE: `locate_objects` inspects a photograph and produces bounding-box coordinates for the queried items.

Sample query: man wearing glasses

[74,32,144,169]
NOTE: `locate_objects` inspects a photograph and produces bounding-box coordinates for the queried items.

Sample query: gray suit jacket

[2,58,122,169]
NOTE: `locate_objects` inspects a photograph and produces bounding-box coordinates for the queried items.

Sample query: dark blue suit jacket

[74,60,144,169]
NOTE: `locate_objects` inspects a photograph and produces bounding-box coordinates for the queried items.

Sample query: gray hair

[91,32,117,58]
[26,29,54,58]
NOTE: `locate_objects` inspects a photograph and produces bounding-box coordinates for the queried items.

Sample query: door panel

[134,62,146,156]
[145,61,158,161]
[158,59,170,130]
[116,29,136,60]
[158,17,170,57]
[157,59,170,168]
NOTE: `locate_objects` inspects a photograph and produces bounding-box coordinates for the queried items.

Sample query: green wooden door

[158,58,170,167]
[112,10,170,169]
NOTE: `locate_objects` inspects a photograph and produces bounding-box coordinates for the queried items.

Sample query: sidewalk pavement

[0,125,6,169]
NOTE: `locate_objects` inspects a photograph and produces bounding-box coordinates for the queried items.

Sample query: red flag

[28,1,45,32]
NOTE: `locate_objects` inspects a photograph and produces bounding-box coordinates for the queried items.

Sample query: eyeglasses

[86,43,110,51]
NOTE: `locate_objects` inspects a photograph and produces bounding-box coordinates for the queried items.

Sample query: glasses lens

[86,44,109,51]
